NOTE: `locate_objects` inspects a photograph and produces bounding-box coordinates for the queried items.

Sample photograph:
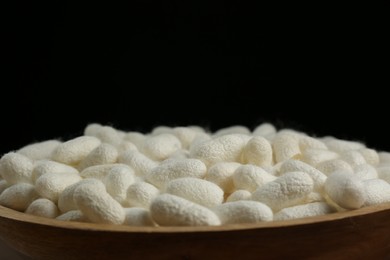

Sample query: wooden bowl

[1,203,390,260]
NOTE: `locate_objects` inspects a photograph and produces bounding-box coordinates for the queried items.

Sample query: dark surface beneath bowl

[0,241,28,260]
[1,204,390,260]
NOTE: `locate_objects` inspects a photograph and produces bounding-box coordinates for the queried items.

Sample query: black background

[3,2,390,154]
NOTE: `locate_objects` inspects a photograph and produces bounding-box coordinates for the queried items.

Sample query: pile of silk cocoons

[1,123,390,227]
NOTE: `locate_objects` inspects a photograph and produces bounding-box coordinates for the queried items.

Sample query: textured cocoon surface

[274,202,335,221]
[0,183,39,211]
[74,182,125,225]
[241,136,273,167]
[232,165,276,192]
[299,136,327,151]
[214,201,273,224]
[92,126,123,147]
[80,164,131,180]
[17,140,61,161]
[379,152,390,164]
[189,134,250,166]
[279,160,327,193]
[146,159,206,189]
[188,133,212,151]
[173,127,202,149]
[0,152,34,184]
[58,179,105,213]
[123,208,155,226]
[35,172,82,202]
[354,164,378,180]
[84,123,102,136]
[32,160,78,182]
[25,198,59,218]
[324,171,366,209]
[117,141,138,153]
[358,148,379,166]
[126,182,160,208]
[150,194,221,226]
[79,143,118,170]
[226,190,252,202]
[151,126,173,135]
[341,150,366,167]
[272,132,301,163]
[301,149,339,166]
[301,192,325,204]
[205,162,241,193]
[188,125,206,133]
[118,150,158,177]
[103,166,135,204]
[165,177,224,208]
[263,163,282,176]
[123,132,146,149]
[0,180,10,195]
[363,179,390,206]
[315,159,353,176]
[168,149,190,160]
[325,138,365,153]
[252,172,314,212]
[56,210,88,222]
[52,136,101,165]
[214,125,251,137]
[142,133,182,161]
[253,123,276,139]
[377,167,390,183]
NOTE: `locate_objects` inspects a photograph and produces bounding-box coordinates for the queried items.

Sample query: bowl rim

[1,202,390,233]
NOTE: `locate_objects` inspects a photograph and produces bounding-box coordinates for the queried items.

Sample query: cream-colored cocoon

[150,194,221,226]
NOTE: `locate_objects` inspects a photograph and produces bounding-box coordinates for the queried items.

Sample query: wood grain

[1,203,390,259]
